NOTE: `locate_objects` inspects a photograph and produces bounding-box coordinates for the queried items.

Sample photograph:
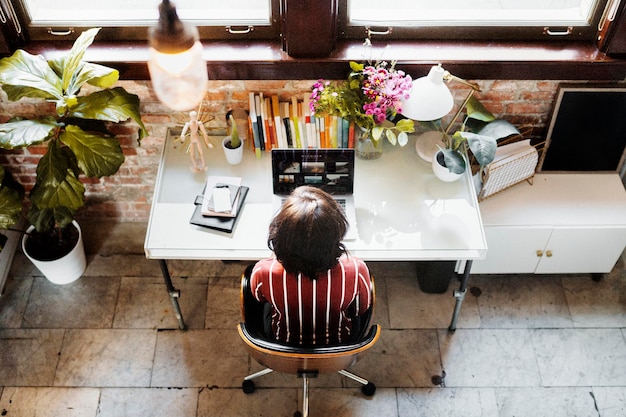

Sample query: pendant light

[148,0,208,111]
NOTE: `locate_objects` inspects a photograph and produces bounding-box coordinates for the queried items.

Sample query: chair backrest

[238,264,380,375]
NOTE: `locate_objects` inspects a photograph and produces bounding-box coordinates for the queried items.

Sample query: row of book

[247,92,358,153]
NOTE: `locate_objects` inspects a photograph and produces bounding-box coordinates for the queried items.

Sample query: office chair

[237,265,381,417]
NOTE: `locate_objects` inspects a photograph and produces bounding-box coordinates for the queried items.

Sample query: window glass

[22,0,271,26]
[18,0,275,40]
[345,0,607,40]
[349,0,597,26]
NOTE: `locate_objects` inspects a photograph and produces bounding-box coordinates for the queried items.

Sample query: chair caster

[242,380,256,394]
[361,382,376,396]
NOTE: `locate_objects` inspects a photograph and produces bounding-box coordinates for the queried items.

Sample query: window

[13,0,279,41]
[342,0,612,41]
[1,0,624,63]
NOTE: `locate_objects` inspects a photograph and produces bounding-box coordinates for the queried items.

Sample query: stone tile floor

[0,221,625,417]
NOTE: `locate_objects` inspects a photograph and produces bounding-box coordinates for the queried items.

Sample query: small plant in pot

[430,96,519,182]
[0,28,147,283]
[222,113,243,165]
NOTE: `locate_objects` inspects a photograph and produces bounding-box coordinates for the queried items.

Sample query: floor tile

[85,254,161,277]
[0,387,100,417]
[0,275,33,328]
[471,275,573,328]
[387,276,481,329]
[562,271,626,328]
[113,276,207,330]
[97,387,199,417]
[591,386,626,417]
[0,329,64,386]
[350,329,442,388]
[197,387,298,417]
[439,329,541,387]
[532,328,626,386]
[396,387,498,417]
[495,387,598,417]
[22,276,120,328]
[307,387,398,417]
[54,329,156,387]
[151,329,249,388]
[205,276,240,330]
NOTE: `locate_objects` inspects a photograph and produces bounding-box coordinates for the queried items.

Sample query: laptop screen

[271,149,355,196]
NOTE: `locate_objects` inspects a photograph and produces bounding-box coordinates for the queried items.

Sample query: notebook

[271,149,358,241]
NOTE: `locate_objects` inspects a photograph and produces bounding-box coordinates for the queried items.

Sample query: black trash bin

[416,261,456,294]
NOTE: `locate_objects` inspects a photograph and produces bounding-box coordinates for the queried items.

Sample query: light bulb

[148,0,208,111]
[148,41,207,111]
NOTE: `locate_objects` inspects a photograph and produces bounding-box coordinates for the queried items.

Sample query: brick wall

[0,78,562,223]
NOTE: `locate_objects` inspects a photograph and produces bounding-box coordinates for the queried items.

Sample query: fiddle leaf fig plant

[0,27,147,235]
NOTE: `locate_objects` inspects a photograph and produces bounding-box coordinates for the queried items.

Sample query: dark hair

[268,186,348,279]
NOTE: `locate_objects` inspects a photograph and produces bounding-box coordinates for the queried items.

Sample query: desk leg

[159,259,187,330]
[448,260,472,332]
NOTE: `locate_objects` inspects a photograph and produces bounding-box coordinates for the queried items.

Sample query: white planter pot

[222,137,244,165]
[22,220,86,285]
[432,150,463,182]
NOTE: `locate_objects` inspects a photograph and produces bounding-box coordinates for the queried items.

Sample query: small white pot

[432,150,464,182]
[222,137,244,165]
[22,220,86,285]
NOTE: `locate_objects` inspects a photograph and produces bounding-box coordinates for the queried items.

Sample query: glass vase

[355,128,383,160]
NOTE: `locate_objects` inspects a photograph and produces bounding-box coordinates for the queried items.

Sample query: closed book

[190,186,249,233]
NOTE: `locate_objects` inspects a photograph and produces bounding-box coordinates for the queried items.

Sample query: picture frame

[537,83,626,173]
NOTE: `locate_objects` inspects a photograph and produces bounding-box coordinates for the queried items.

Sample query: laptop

[271,149,358,241]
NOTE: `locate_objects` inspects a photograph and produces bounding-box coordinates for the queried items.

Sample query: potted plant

[309,61,415,159]
[222,113,243,165]
[0,27,147,284]
[430,96,519,182]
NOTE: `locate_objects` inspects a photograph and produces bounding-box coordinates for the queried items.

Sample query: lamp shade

[148,0,208,111]
[401,65,454,121]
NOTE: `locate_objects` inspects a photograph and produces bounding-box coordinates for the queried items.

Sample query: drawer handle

[546,250,553,257]
[536,250,543,257]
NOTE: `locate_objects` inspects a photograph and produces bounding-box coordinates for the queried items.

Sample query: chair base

[242,367,376,417]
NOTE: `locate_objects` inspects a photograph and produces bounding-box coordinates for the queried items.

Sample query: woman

[250,186,372,346]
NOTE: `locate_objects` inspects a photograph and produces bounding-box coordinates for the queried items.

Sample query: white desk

[144,130,487,329]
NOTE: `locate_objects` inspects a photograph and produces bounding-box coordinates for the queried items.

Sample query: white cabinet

[472,173,626,275]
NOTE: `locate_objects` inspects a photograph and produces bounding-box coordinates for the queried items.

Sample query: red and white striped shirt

[250,255,372,346]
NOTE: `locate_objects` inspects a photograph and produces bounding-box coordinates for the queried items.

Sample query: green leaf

[466,96,496,123]
[69,87,148,143]
[30,141,85,213]
[28,206,75,233]
[477,119,521,141]
[0,50,63,101]
[459,131,498,166]
[0,118,58,149]
[61,125,125,178]
[394,118,415,133]
[397,131,409,147]
[371,126,383,141]
[59,28,101,96]
[385,129,397,146]
[440,148,466,174]
[349,61,364,72]
[0,167,24,229]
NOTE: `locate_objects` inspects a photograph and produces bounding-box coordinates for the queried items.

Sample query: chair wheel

[242,380,256,394]
[361,382,376,396]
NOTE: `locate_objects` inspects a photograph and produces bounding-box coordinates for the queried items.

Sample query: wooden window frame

[1,0,626,81]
